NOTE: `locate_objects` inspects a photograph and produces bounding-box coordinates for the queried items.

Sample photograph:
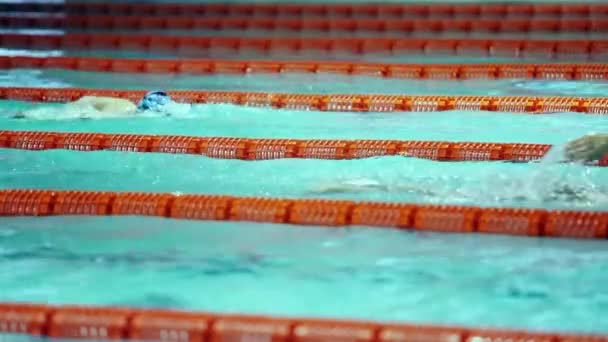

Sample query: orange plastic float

[3,14,608,36]
[1,87,603,114]
[3,2,608,19]
[1,33,607,61]
[1,189,607,240]
[2,130,606,165]
[1,56,607,81]
[0,302,606,342]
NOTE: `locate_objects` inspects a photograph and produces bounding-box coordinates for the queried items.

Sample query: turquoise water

[2,216,608,335]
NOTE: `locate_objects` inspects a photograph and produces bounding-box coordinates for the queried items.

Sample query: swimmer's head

[137,91,172,112]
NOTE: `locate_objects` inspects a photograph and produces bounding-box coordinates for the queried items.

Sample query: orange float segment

[75,58,111,72]
[494,96,539,113]
[247,139,298,160]
[422,65,460,80]
[0,189,55,216]
[169,91,206,104]
[203,91,242,105]
[347,140,399,159]
[319,95,366,112]
[574,64,608,81]
[414,205,480,233]
[295,140,351,159]
[559,335,608,342]
[0,303,52,336]
[111,192,173,217]
[170,195,231,221]
[478,208,546,237]
[544,211,608,239]
[351,202,415,228]
[398,141,451,161]
[385,65,423,79]
[48,306,132,340]
[502,143,552,162]
[459,64,498,80]
[465,329,555,342]
[289,199,354,226]
[0,130,10,148]
[229,197,292,223]
[53,191,115,216]
[582,98,608,115]
[100,134,153,153]
[55,132,105,151]
[150,135,201,154]
[293,320,378,342]
[129,310,210,342]
[276,94,323,111]
[535,64,576,80]
[5,130,57,150]
[449,142,504,161]
[496,64,536,79]
[351,63,387,77]
[242,92,279,108]
[211,316,292,342]
[537,97,584,113]
[3,87,45,102]
[42,88,84,102]
[363,95,411,112]
[199,137,249,159]
[451,96,495,111]
[379,324,465,342]
[316,62,353,75]
[410,96,450,112]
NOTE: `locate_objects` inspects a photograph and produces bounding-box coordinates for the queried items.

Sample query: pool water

[2,216,608,335]
[1,1,608,337]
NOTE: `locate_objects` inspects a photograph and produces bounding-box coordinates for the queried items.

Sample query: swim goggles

[137,91,172,112]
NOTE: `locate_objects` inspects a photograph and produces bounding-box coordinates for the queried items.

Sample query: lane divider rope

[2,56,607,81]
[1,87,608,115]
[3,14,608,36]
[1,302,607,342]
[1,189,607,239]
[2,130,608,166]
[1,2,607,19]
[1,33,606,61]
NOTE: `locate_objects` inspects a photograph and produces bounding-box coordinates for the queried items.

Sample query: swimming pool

[1,1,608,341]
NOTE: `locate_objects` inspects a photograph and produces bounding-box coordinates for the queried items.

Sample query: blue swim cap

[138,91,172,112]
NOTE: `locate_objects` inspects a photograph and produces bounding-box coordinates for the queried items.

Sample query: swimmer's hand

[565,134,608,162]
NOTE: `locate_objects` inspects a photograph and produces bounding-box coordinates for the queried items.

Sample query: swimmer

[564,134,608,163]
[12,90,185,120]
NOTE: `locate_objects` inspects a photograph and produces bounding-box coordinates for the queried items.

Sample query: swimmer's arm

[565,134,608,162]
[71,96,137,115]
